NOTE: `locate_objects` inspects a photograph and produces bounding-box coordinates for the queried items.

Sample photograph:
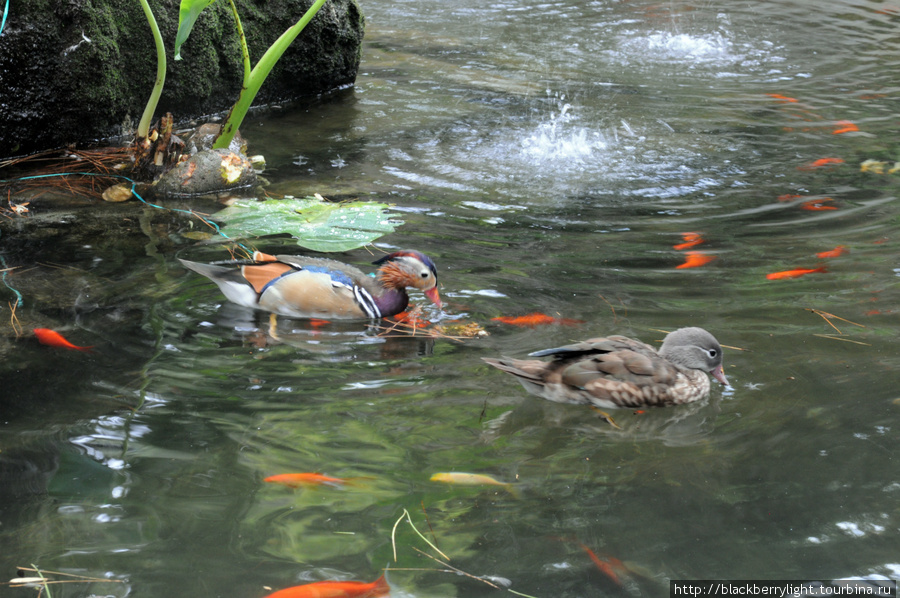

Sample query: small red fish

[816,245,847,259]
[766,93,798,103]
[263,574,389,598]
[832,121,859,134]
[797,158,844,171]
[673,232,704,250]
[390,311,429,328]
[800,198,838,211]
[777,194,804,202]
[33,328,94,352]
[492,312,584,327]
[675,252,716,269]
[766,267,827,280]
[264,473,357,489]
[578,543,624,587]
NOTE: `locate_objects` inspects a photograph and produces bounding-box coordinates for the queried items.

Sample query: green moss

[0,0,365,157]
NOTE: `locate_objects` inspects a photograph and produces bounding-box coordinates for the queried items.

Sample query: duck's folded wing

[529,335,655,359]
[560,350,679,388]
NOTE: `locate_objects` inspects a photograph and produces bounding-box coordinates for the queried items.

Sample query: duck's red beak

[424,286,442,308]
[712,364,730,386]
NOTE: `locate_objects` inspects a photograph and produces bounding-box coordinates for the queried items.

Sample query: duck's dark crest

[373,250,438,277]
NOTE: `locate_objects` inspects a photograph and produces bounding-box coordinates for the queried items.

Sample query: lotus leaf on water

[215,196,402,252]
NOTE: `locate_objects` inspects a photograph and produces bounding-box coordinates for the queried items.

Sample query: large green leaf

[174,0,217,60]
[215,196,402,252]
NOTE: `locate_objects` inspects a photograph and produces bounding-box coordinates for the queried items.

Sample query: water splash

[636,31,736,62]
[520,100,610,165]
[610,14,782,71]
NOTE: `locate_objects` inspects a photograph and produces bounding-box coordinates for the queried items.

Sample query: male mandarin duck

[483,327,730,409]
[179,249,441,319]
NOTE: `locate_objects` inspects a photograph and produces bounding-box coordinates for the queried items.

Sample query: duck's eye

[420,272,429,278]
[707,349,718,358]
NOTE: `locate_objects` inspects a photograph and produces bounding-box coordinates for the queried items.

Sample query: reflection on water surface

[2,0,900,596]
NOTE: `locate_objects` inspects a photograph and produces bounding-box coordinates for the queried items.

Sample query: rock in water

[152,149,258,198]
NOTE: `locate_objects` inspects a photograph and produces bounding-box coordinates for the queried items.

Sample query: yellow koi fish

[430,472,519,497]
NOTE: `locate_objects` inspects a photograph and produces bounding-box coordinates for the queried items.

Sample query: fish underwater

[673,232,704,250]
[33,328,94,352]
[816,245,848,259]
[675,252,716,269]
[766,267,827,280]
[263,473,361,489]
[492,312,584,327]
[262,574,389,598]
[797,158,844,170]
[800,198,838,211]
[832,121,859,134]
[430,472,519,497]
[578,542,626,587]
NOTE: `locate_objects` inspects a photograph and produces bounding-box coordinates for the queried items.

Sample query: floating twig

[598,294,619,325]
[372,317,468,343]
[7,565,125,596]
[402,509,449,561]
[8,299,22,337]
[806,308,866,335]
[812,334,871,346]
[420,501,440,551]
[411,547,540,598]
[413,547,500,589]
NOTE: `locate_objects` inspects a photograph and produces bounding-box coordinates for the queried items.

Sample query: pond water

[2,0,900,596]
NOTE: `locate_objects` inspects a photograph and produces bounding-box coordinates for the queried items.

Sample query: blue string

[0,0,8,37]
[0,170,255,308]
[0,248,23,307]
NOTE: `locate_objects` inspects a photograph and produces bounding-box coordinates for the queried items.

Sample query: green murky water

[2,0,899,596]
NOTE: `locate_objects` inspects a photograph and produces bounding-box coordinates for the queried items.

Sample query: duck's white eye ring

[707,349,718,358]
[420,272,429,278]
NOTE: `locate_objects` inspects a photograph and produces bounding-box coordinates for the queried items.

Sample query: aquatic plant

[174,0,330,150]
[136,0,167,139]
[215,195,400,252]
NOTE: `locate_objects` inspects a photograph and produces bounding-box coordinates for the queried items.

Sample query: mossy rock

[0,0,365,158]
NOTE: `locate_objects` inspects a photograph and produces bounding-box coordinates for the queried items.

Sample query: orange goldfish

[33,328,94,352]
[766,267,827,280]
[777,194,804,202]
[578,543,625,587]
[673,232,704,250]
[390,311,429,328]
[797,158,844,170]
[492,312,584,327]
[264,473,358,489]
[675,252,716,269]
[816,245,847,258]
[263,574,389,598]
[832,121,859,134]
[766,93,798,103]
[800,198,838,211]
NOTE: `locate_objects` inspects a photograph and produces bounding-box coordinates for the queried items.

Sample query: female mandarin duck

[483,327,730,409]
[179,249,441,319]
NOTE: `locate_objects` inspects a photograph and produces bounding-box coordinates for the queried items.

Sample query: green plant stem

[137,0,167,139]
[213,0,330,149]
[227,0,252,85]
[31,564,51,598]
